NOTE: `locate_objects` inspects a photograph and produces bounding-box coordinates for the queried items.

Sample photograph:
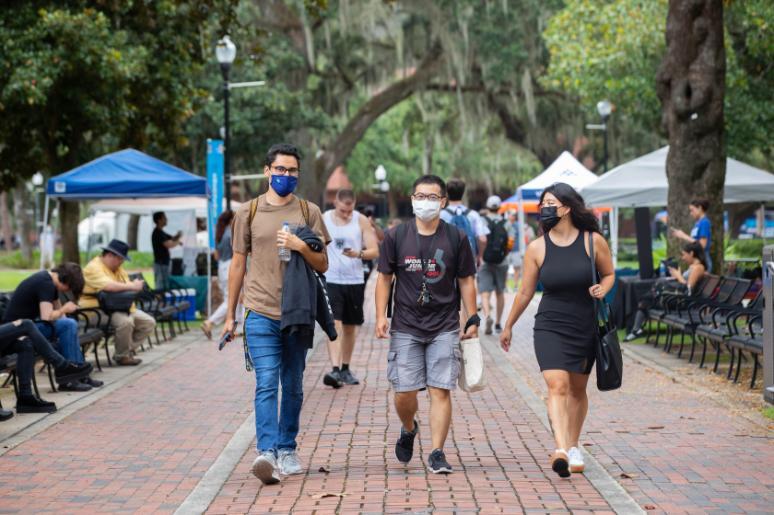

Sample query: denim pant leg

[53,318,84,363]
[245,312,283,453]
[277,333,308,451]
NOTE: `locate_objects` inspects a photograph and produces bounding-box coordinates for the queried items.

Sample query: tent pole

[39,195,51,270]
[517,190,526,258]
[611,207,619,268]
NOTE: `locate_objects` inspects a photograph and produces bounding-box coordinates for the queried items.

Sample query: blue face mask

[270,174,298,197]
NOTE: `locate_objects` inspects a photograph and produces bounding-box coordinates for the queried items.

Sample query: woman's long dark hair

[539,182,600,233]
[683,241,707,270]
[215,210,234,244]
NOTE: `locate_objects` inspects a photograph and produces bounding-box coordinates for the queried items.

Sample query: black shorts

[328,283,366,326]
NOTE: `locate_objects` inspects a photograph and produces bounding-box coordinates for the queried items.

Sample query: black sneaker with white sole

[338,368,359,385]
[323,369,343,388]
[428,448,452,474]
[395,419,418,463]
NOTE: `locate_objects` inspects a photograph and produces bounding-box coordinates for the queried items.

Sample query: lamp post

[31,172,44,232]
[375,165,389,218]
[216,35,237,211]
[596,100,612,173]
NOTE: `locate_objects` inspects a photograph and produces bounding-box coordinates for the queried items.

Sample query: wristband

[464,314,481,332]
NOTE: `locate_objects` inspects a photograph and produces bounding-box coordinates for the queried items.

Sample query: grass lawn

[763,406,774,421]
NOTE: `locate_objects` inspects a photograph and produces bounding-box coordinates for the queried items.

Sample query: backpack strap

[247,196,310,229]
[300,198,310,226]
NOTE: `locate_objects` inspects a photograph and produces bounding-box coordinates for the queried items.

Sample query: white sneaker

[252,451,281,485]
[277,449,304,475]
[568,446,585,473]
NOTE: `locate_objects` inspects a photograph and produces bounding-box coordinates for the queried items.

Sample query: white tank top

[324,210,364,285]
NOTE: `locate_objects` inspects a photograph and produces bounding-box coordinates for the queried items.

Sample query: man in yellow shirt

[81,239,155,366]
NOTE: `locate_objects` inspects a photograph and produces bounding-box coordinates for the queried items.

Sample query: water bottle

[659,261,667,277]
[279,222,291,262]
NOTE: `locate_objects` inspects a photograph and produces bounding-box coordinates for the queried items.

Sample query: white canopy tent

[514,151,601,257]
[581,146,774,207]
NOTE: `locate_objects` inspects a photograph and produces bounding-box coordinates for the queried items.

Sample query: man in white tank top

[322,189,379,387]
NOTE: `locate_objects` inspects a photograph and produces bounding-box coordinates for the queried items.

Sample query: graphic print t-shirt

[377,221,476,338]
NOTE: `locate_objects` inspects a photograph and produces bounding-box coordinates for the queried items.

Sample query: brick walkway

[0,288,771,514]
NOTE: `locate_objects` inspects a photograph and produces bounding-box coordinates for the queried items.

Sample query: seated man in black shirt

[151,211,182,291]
[3,263,101,391]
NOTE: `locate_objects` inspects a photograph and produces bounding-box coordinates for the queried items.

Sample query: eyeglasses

[412,193,444,202]
[271,165,300,176]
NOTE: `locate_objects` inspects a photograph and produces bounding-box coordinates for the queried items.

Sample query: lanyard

[414,221,440,278]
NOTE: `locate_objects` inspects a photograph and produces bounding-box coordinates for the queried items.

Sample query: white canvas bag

[458,337,486,392]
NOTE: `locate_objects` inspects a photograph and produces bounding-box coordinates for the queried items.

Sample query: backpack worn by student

[483,216,510,265]
[444,207,478,256]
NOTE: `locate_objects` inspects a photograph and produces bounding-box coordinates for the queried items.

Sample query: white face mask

[412,199,442,221]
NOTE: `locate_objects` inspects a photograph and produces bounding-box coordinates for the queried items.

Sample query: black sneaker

[338,368,359,385]
[16,395,57,414]
[54,362,93,385]
[323,370,343,389]
[624,328,644,342]
[495,323,502,334]
[0,408,13,421]
[59,381,92,392]
[428,448,452,474]
[81,376,104,388]
[485,316,493,335]
[395,419,418,463]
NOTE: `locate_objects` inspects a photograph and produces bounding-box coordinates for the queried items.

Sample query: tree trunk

[127,214,140,250]
[0,192,14,252]
[312,41,444,188]
[60,201,81,264]
[656,0,726,272]
[13,185,34,265]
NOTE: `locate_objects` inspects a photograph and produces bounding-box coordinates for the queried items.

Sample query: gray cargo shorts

[387,330,461,392]
[478,262,508,293]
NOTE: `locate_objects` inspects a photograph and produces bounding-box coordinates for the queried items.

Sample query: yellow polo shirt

[80,256,136,312]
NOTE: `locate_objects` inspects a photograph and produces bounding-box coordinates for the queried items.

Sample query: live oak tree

[656,0,726,271]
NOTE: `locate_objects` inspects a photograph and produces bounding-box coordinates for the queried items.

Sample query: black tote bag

[589,232,623,391]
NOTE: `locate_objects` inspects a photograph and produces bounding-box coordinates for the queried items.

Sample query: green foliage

[725,238,765,259]
[542,0,773,164]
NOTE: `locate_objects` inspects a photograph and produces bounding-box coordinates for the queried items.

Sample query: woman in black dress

[500,183,615,478]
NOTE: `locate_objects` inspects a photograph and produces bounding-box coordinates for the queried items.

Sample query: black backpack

[483,217,509,265]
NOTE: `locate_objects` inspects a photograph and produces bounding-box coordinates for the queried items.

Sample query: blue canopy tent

[43,148,213,312]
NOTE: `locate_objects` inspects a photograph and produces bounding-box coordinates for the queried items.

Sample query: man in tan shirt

[81,239,156,366]
[221,143,330,486]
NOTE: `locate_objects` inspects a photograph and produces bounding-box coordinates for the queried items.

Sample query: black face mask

[540,206,561,231]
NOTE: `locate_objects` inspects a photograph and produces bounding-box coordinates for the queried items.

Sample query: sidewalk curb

[175,331,325,515]
[481,336,645,515]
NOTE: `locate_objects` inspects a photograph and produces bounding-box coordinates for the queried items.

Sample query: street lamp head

[31,172,44,187]
[375,164,387,181]
[597,100,613,121]
[379,181,390,193]
[216,35,236,78]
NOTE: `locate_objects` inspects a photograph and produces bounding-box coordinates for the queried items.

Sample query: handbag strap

[588,231,614,328]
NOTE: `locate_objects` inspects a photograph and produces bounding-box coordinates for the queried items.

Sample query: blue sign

[206,139,225,248]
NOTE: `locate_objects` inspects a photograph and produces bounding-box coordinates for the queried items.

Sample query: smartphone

[343,247,352,252]
[218,332,233,351]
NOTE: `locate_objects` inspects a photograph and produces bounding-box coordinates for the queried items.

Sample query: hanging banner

[206,139,224,248]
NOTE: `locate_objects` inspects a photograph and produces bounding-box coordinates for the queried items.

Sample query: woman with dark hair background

[202,210,243,338]
[624,241,707,341]
[671,198,712,272]
[499,182,615,478]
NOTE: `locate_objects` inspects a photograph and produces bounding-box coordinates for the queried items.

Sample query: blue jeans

[245,312,308,453]
[36,318,85,364]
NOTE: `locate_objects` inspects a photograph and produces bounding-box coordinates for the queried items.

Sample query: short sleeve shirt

[152,228,172,265]
[2,271,57,322]
[215,226,233,262]
[80,256,135,312]
[377,221,476,338]
[691,216,711,254]
[232,195,331,320]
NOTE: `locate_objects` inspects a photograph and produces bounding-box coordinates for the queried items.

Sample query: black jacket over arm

[280,226,337,347]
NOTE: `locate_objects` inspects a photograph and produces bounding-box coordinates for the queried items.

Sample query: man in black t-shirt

[375,175,479,475]
[151,211,182,290]
[3,263,99,391]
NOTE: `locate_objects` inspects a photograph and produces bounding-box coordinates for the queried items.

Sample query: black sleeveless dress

[534,231,596,374]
